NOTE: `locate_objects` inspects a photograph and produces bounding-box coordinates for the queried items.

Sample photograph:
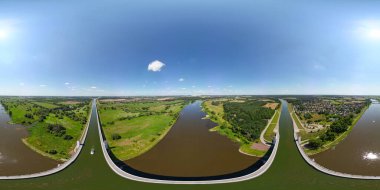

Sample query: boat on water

[90,147,95,155]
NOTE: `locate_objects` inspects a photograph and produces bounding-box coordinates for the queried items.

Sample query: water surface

[312,100,380,175]
[0,103,59,176]
[125,101,259,177]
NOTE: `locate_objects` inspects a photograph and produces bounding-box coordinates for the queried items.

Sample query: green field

[0,97,91,161]
[2,99,380,190]
[98,98,188,160]
[263,106,281,142]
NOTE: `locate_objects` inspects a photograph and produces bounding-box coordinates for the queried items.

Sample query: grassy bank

[263,106,281,142]
[202,98,278,157]
[305,105,369,155]
[97,98,188,160]
[288,101,370,155]
[0,97,91,161]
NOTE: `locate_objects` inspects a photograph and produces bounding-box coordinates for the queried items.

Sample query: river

[0,103,59,176]
[312,99,380,175]
[124,101,259,177]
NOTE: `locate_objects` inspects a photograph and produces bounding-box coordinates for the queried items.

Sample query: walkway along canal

[1,99,380,189]
[122,101,261,178]
[0,103,58,176]
[0,99,94,179]
[310,99,380,176]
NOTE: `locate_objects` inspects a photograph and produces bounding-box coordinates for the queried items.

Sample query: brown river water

[312,99,380,176]
[124,101,259,177]
[0,103,59,176]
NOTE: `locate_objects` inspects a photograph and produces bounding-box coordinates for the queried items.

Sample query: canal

[1,99,380,190]
[124,101,258,177]
[0,103,59,176]
[312,99,380,176]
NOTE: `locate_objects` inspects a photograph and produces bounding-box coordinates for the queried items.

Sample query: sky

[0,0,380,96]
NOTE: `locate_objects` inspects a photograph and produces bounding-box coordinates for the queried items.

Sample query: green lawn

[98,99,187,160]
[264,107,281,142]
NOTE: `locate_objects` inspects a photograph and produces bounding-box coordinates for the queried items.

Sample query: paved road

[0,99,94,180]
[1,99,380,190]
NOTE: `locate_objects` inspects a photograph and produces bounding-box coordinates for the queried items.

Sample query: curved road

[290,103,380,179]
[1,99,380,190]
[0,99,94,179]
[96,101,280,184]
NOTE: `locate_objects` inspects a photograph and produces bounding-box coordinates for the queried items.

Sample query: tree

[308,138,323,149]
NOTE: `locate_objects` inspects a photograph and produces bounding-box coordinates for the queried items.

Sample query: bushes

[24,113,34,119]
[48,149,58,155]
[111,133,121,140]
[308,115,353,149]
[64,134,73,140]
[47,124,66,137]
[223,100,274,141]
[308,138,323,149]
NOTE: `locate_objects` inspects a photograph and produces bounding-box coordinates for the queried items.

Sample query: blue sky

[0,0,380,96]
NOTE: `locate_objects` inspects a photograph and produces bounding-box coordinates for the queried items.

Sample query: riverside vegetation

[0,97,91,161]
[97,97,195,160]
[202,97,281,156]
[287,96,370,155]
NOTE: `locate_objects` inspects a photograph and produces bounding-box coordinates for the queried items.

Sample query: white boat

[90,148,95,155]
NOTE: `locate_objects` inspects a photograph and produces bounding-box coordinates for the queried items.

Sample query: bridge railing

[290,111,380,180]
[96,101,281,184]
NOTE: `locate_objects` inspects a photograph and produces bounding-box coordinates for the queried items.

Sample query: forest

[223,100,275,142]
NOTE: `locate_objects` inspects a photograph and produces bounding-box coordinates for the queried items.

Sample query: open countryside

[1,0,380,189]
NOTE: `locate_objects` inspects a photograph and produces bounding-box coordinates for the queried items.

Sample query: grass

[31,101,59,109]
[0,97,91,161]
[305,105,369,155]
[288,101,370,155]
[2,99,380,190]
[239,143,267,157]
[263,106,281,142]
[98,99,186,160]
[202,98,277,157]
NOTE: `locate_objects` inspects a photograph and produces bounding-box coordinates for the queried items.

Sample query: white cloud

[178,78,185,82]
[64,82,70,85]
[39,84,47,87]
[148,60,165,72]
[181,88,186,90]
[90,86,97,89]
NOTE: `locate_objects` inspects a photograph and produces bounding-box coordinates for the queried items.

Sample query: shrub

[47,124,66,137]
[63,134,73,140]
[308,138,323,149]
[111,133,121,140]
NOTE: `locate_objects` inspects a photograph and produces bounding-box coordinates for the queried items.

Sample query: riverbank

[0,99,93,179]
[289,101,369,156]
[263,105,281,143]
[97,98,188,160]
[202,99,277,157]
[0,97,91,161]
